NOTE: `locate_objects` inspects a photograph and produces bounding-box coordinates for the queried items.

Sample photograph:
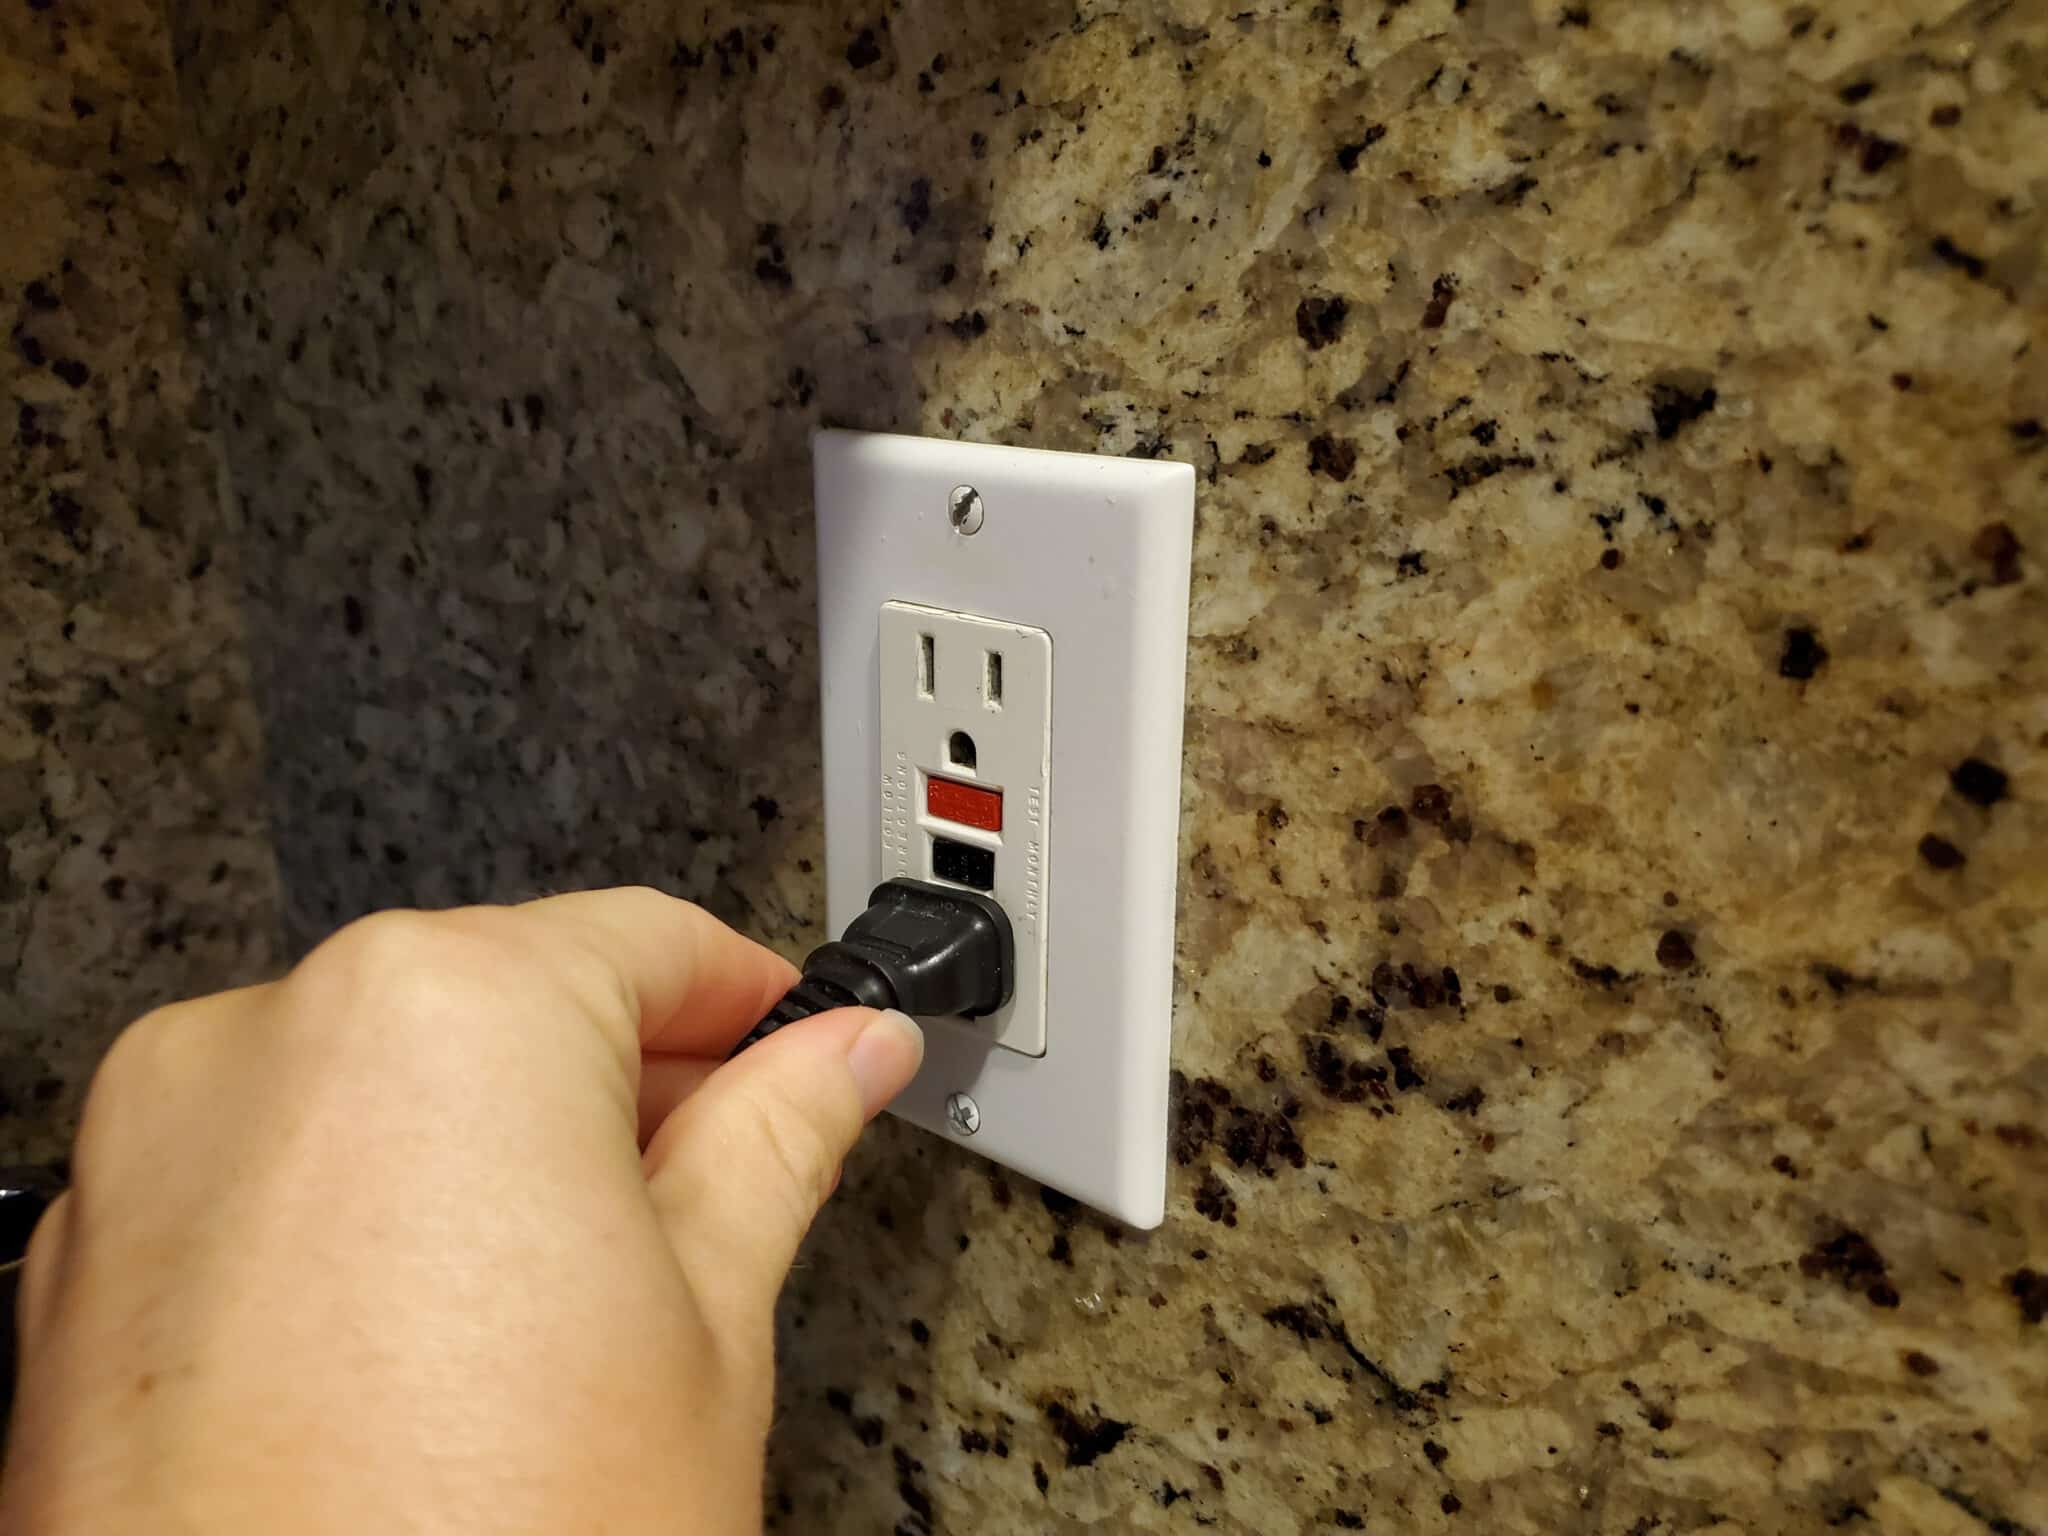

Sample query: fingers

[641,1009,923,1334]
[513,888,798,1057]
[635,1055,717,1145]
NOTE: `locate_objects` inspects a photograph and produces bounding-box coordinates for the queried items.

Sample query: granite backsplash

[8,0,2047,1529]
[3,0,281,1168]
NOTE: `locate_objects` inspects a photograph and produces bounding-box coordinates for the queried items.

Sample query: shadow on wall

[171,0,1075,1518]
[177,1,1070,953]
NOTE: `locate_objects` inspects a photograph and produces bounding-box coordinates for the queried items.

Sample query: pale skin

[0,887,925,1534]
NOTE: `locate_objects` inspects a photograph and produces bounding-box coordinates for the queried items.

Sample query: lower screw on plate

[945,1092,981,1136]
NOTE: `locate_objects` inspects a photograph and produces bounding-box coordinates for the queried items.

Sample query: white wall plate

[814,430,1194,1228]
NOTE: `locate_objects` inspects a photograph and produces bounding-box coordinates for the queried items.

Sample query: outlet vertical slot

[918,632,935,698]
[985,650,1003,709]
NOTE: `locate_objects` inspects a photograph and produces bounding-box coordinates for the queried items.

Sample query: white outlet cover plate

[814,430,1195,1228]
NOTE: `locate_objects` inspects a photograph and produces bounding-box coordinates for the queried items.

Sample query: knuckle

[86,1002,183,1099]
[612,884,673,911]
[547,928,639,1030]
[291,904,640,1058]
[71,1001,213,1177]
[298,907,513,1019]
[311,907,457,983]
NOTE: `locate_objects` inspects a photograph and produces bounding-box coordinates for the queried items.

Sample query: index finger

[514,886,798,1058]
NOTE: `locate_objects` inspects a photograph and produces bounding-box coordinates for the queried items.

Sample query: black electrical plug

[729,878,1014,1057]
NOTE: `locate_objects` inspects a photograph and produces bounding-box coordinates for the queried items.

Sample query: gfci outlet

[878,603,1053,1059]
[815,430,1194,1228]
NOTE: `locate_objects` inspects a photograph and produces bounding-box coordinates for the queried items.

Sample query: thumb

[642,1007,923,1333]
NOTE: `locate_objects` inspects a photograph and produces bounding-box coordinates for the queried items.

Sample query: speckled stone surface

[9,0,2044,1527]
[1,0,281,1166]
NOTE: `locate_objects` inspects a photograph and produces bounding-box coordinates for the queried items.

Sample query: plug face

[815,430,1194,1229]
[879,601,1049,1055]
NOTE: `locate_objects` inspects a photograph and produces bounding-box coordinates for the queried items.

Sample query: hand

[0,888,923,1535]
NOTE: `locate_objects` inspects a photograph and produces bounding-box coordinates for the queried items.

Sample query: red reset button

[927,775,1003,833]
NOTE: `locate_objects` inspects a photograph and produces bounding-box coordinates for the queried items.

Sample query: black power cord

[729,878,1015,1056]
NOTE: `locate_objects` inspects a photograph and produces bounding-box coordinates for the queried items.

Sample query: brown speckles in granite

[1777,626,1830,681]
[1370,959,1458,1014]
[1654,929,1695,971]
[1569,955,1632,992]
[1294,295,1349,352]
[843,24,883,71]
[1043,1400,1132,1469]
[1930,234,1991,286]
[1302,1035,1388,1106]
[1036,1184,1078,1221]
[1800,1229,1901,1309]
[2008,1270,2048,1325]
[1409,784,1452,825]
[1333,125,1385,172]
[1359,804,1408,844]
[1647,376,1717,441]
[1170,1071,1306,1177]
[1385,1045,1425,1092]
[1950,757,2010,808]
[1306,432,1357,482]
[1193,1170,1237,1227]
[891,1445,933,1530]
[751,224,794,289]
[1443,450,1536,499]
[1971,522,2024,587]
[1836,121,1907,177]
[1420,273,1457,328]
[896,177,933,237]
[1442,1085,1484,1116]
[1917,834,1965,871]
[1263,1296,1428,1419]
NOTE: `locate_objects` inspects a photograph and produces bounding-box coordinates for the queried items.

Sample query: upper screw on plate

[948,485,985,536]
